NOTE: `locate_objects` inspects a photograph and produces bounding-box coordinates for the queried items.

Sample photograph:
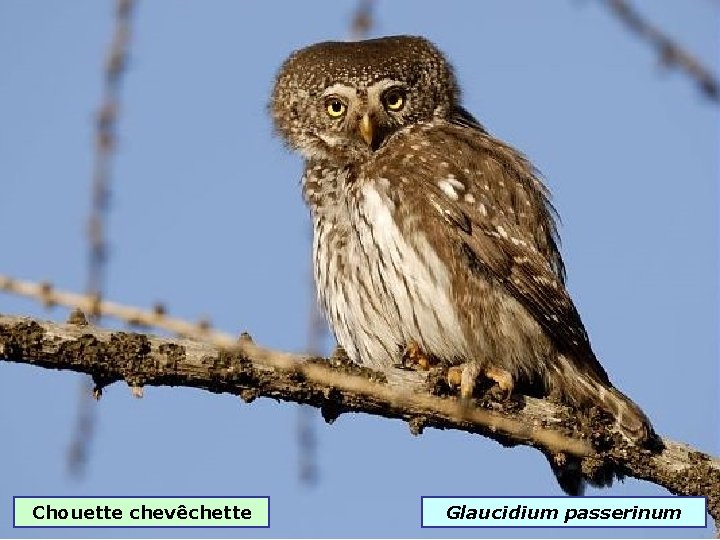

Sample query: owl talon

[447,366,463,387]
[330,345,352,366]
[447,363,481,400]
[460,363,481,400]
[485,366,514,400]
[402,341,433,371]
[447,364,513,400]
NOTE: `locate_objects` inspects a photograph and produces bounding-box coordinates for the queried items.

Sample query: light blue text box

[421,497,706,528]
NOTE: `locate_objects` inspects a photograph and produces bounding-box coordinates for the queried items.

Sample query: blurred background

[0,1,717,538]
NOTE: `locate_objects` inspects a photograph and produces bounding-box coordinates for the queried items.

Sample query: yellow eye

[325,98,347,118]
[383,89,406,111]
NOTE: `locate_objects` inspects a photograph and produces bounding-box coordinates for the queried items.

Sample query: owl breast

[307,165,470,371]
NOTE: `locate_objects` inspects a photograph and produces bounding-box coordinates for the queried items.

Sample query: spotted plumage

[271,36,654,490]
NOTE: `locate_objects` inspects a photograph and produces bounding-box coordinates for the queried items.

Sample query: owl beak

[359,113,375,147]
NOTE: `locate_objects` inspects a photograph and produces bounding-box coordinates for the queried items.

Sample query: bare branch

[0,274,589,455]
[0,274,222,344]
[87,0,135,304]
[298,279,325,485]
[601,0,719,103]
[2,275,718,526]
[70,0,137,476]
[349,0,375,41]
[0,311,718,527]
[293,0,381,487]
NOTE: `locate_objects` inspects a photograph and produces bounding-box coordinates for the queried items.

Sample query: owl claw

[446,363,481,400]
[401,341,433,371]
[485,366,514,400]
[329,345,352,366]
[447,364,514,401]
[447,366,463,387]
[460,363,482,400]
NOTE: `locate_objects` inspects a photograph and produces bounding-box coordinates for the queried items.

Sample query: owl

[271,36,654,467]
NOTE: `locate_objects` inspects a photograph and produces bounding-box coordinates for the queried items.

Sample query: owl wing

[369,123,609,381]
[454,208,595,363]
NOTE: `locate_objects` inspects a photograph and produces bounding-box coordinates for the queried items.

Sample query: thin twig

[349,0,375,41]
[295,0,379,487]
[601,0,719,103]
[87,0,135,308]
[69,0,136,477]
[0,275,219,344]
[298,280,325,485]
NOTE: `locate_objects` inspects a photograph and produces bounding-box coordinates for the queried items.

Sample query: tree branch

[71,0,137,478]
[349,0,375,41]
[1,312,718,528]
[601,0,719,103]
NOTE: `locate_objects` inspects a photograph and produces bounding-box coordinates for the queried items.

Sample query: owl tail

[552,355,655,444]
[545,356,657,495]
[598,386,653,442]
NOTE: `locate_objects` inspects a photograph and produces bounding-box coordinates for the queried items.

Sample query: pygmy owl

[270,36,653,474]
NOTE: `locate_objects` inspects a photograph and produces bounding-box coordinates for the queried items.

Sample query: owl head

[271,35,469,164]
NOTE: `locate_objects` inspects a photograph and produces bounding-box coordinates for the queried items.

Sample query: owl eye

[383,88,406,112]
[325,98,347,118]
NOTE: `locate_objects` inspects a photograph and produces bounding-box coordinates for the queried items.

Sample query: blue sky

[0,1,717,538]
